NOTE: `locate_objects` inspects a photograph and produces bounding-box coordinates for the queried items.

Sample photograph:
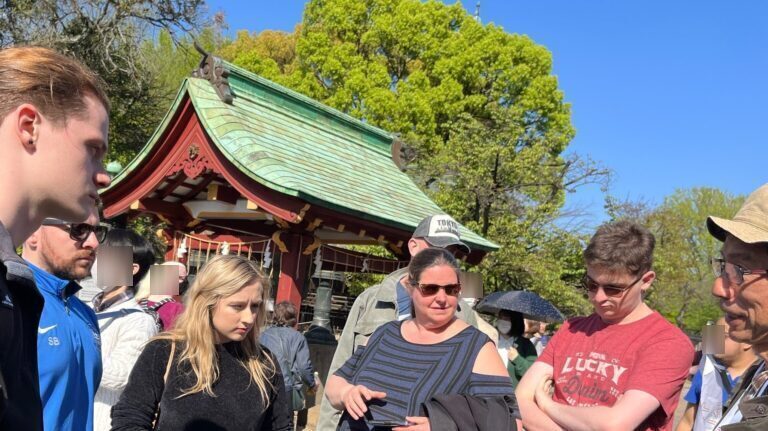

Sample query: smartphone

[368,419,410,427]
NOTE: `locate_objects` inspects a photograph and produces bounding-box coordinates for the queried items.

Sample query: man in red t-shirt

[516,221,694,431]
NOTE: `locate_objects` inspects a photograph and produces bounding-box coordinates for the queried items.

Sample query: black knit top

[111,339,292,431]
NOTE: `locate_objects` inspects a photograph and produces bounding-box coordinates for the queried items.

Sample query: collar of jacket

[0,220,35,289]
[373,267,410,304]
[25,261,81,299]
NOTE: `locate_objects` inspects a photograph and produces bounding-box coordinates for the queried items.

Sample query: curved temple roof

[107,60,498,252]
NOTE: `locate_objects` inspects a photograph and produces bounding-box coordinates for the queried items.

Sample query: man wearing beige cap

[316,214,478,431]
[708,183,768,430]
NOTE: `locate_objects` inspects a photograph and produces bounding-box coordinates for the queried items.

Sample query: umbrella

[475,291,564,323]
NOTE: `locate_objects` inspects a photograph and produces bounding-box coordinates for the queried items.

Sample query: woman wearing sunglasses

[325,248,513,431]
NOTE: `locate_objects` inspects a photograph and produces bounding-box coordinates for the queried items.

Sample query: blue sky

[205,0,768,226]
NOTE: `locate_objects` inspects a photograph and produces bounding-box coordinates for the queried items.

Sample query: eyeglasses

[711,258,768,286]
[410,282,462,297]
[582,274,644,297]
[41,218,109,243]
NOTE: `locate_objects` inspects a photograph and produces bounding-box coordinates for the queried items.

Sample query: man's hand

[534,374,554,409]
[340,384,386,420]
[393,416,430,431]
[516,362,564,431]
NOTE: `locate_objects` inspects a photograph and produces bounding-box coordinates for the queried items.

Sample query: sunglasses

[410,282,462,297]
[41,218,109,243]
[582,274,644,297]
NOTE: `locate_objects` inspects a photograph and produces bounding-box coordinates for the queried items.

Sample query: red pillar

[276,233,311,312]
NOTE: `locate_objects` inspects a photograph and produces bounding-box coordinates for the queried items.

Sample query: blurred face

[713,318,751,364]
[27,212,100,281]
[211,281,263,343]
[712,235,768,348]
[409,264,461,329]
[586,265,653,324]
[32,95,110,221]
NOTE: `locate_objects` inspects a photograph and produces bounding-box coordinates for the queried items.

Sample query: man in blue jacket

[22,209,107,431]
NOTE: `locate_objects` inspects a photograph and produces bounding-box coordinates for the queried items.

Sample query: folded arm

[515,362,563,431]
[535,376,661,431]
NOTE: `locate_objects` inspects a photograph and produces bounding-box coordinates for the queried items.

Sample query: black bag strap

[719,367,733,394]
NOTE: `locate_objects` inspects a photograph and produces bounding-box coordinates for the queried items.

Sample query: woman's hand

[393,416,430,431]
[340,384,386,420]
[507,346,519,361]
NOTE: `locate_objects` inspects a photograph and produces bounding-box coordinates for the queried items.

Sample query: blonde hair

[155,255,275,400]
[0,46,110,125]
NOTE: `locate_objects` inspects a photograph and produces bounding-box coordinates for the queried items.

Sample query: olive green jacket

[720,361,768,431]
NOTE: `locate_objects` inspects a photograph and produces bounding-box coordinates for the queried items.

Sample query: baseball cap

[707,183,768,243]
[412,215,470,254]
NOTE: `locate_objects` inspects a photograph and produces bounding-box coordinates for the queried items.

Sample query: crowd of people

[2,45,768,431]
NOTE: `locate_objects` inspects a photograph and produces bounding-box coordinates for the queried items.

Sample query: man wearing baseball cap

[315,214,477,431]
[708,184,768,430]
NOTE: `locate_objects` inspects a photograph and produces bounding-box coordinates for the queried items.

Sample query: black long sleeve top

[111,339,292,431]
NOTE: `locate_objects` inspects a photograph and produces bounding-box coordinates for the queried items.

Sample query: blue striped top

[335,320,513,430]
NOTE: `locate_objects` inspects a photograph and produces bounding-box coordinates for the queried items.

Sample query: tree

[218,27,300,83]
[643,188,744,331]
[0,0,206,163]
[143,26,225,106]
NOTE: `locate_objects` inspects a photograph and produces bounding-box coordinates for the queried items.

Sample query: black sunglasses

[582,274,644,297]
[41,218,109,243]
[410,282,462,297]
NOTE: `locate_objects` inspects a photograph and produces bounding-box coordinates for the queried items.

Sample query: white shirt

[497,335,516,368]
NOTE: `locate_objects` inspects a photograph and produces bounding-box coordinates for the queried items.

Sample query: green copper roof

[109,61,498,251]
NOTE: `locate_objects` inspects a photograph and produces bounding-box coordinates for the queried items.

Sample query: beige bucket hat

[707,183,768,243]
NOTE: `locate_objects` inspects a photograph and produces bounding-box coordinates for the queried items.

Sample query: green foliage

[142,29,220,106]
[218,28,299,83]
[340,245,392,297]
[127,215,168,262]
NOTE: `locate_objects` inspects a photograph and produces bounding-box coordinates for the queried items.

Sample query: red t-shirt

[538,311,693,431]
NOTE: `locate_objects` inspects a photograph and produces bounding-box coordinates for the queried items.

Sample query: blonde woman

[111,255,292,430]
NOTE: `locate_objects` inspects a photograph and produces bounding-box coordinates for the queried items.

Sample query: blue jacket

[29,262,102,431]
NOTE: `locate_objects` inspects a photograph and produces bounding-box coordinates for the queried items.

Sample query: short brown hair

[0,46,110,125]
[584,220,655,276]
[273,301,298,327]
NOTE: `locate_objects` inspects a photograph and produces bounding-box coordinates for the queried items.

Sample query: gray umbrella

[475,290,564,323]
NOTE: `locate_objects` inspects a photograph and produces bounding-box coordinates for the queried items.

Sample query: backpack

[138,297,175,332]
